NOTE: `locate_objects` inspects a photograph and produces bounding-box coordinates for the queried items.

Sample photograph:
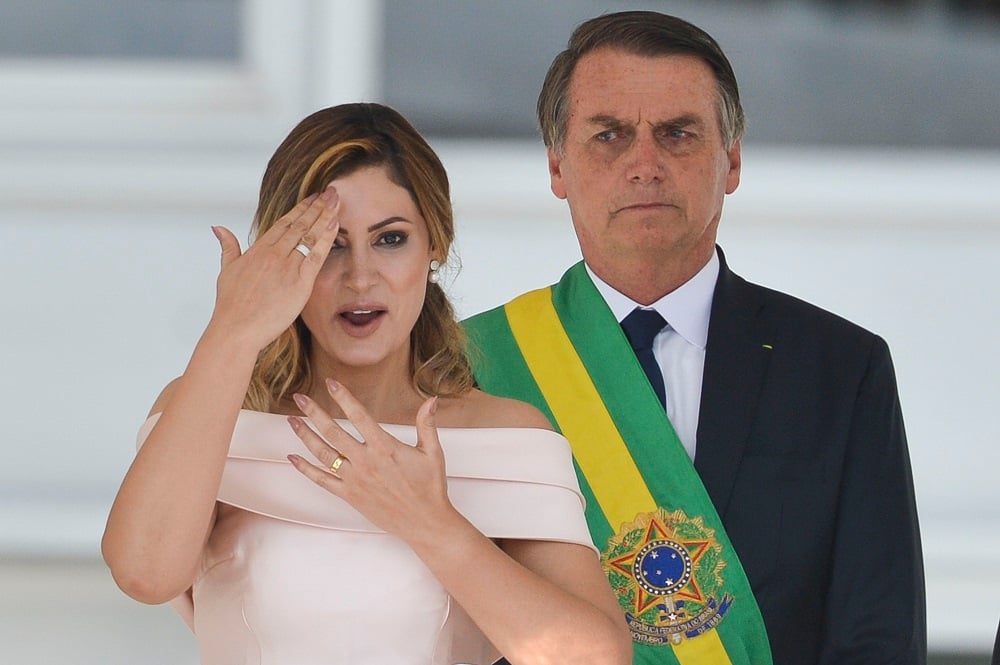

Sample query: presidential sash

[464,262,772,665]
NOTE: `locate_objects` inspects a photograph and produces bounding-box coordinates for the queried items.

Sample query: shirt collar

[585,250,719,349]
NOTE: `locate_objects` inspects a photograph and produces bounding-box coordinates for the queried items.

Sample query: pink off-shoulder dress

[136,410,596,665]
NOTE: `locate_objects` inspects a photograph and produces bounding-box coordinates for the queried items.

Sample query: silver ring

[294,243,311,258]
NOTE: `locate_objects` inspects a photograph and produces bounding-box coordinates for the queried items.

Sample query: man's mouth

[617,202,671,213]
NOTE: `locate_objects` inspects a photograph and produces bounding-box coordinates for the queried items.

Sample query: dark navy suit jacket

[693,248,925,664]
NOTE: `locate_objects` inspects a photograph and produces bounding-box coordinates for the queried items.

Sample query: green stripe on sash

[550,264,692,500]
[465,262,772,665]
[505,288,660,529]
[465,305,613,541]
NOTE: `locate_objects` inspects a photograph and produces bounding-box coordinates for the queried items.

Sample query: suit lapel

[694,249,773,517]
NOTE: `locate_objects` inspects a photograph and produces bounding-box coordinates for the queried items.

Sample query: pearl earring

[428,259,441,284]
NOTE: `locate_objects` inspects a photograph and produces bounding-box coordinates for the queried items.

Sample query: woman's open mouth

[338,308,386,336]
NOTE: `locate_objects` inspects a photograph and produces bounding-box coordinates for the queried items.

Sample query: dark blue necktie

[621,307,667,409]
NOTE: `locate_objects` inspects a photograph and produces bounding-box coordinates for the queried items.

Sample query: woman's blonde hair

[243,103,473,412]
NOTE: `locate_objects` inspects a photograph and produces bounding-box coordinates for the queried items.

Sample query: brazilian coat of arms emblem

[602,507,733,646]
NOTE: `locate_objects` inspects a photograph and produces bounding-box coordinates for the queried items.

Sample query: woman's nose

[342,248,378,291]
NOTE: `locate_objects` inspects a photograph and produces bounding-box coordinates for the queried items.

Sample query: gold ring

[329,455,346,473]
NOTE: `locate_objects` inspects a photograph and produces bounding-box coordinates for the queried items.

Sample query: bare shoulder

[436,389,553,430]
[148,377,183,417]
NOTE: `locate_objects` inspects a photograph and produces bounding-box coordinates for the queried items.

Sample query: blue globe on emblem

[633,540,692,596]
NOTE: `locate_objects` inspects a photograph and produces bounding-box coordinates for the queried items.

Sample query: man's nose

[626,132,665,184]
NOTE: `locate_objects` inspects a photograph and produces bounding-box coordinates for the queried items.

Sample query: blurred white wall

[0,0,997,657]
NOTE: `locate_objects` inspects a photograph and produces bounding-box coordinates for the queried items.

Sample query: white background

[0,1,996,661]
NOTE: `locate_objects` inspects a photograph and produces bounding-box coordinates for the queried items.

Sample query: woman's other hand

[286,379,459,542]
[210,188,341,350]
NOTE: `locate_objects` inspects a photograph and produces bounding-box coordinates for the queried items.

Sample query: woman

[102,103,631,665]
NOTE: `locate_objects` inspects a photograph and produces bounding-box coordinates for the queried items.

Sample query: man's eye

[595,130,619,142]
[663,128,692,141]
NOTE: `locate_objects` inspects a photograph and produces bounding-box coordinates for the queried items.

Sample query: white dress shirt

[586,252,719,461]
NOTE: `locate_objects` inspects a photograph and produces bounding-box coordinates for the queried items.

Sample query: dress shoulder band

[137,410,596,552]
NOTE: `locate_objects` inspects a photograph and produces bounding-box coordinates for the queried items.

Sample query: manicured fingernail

[287,454,301,466]
[287,416,301,430]
[429,396,438,415]
[321,186,336,201]
[326,378,340,392]
[293,393,308,409]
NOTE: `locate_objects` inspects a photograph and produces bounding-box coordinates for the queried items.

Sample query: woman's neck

[303,354,424,425]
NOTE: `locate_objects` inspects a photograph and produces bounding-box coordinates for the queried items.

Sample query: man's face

[548,48,741,283]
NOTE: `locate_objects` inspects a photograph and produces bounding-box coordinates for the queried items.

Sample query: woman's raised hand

[286,380,459,544]
[209,188,340,350]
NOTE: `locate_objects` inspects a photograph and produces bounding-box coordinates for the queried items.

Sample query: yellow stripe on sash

[505,288,656,528]
[505,287,733,665]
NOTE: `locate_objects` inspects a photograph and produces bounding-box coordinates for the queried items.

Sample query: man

[993,619,999,665]
[465,11,925,665]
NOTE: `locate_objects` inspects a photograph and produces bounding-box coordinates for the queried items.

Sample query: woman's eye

[377,231,407,247]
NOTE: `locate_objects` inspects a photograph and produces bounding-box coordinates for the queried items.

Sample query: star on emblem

[601,508,734,645]
[606,512,711,616]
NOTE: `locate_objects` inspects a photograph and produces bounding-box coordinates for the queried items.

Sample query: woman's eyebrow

[338,216,412,236]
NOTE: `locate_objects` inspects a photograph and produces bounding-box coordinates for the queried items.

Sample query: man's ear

[725,139,742,195]
[547,147,568,200]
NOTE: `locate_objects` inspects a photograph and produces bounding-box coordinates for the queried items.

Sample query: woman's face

[299,165,435,376]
